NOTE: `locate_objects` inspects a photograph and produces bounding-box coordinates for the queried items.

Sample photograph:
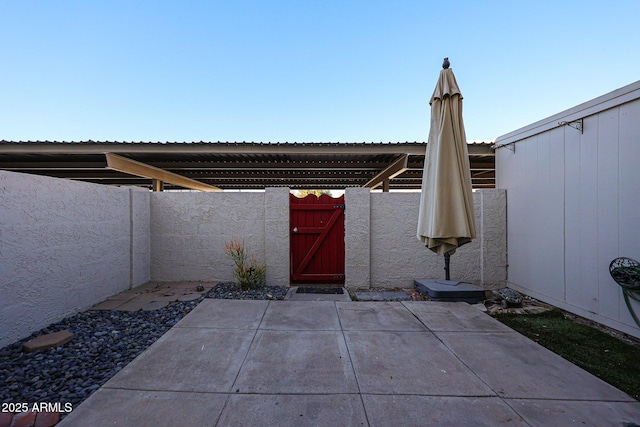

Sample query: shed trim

[494,80,640,148]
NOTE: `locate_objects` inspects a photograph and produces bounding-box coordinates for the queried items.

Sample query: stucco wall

[1,173,505,346]
[345,188,371,289]
[150,191,270,283]
[264,188,290,286]
[366,189,506,290]
[495,80,640,338]
[131,188,151,287]
[150,188,506,290]
[0,171,150,348]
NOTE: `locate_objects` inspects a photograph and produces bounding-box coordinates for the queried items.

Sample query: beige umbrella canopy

[417,59,476,280]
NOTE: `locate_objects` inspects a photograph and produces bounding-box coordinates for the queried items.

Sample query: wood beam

[364,154,409,189]
[105,153,221,192]
[152,179,164,192]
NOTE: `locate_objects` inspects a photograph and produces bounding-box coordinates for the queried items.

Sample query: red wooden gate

[290,193,345,284]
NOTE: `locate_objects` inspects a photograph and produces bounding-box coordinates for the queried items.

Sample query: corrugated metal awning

[0,141,494,190]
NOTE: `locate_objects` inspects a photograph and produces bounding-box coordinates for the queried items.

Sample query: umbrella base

[414,279,486,303]
[434,279,466,286]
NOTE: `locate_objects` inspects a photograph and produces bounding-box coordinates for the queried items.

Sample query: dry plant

[224,238,266,290]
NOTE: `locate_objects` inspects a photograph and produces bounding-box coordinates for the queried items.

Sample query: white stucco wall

[264,188,290,287]
[1,173,506,346]
[150,191,271,283]
[149,188,505,290]
[495,80,640,338]
[344,188,371,289]
[131,188,151,287]
[366,190,506,290]
[0,171,150,348]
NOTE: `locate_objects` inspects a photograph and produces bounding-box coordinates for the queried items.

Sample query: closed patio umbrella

[417,58,476,281]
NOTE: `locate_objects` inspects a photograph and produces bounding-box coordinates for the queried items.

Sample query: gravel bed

[0,283,286,414]
[207,282,288,300]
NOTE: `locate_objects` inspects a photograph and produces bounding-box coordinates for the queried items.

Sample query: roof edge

[494,80,640,148]
[0,140,494,155]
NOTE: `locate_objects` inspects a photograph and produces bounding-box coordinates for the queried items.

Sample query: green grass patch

[493,309,640,400]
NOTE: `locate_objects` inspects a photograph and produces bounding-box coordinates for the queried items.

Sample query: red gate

[290,193,345,284]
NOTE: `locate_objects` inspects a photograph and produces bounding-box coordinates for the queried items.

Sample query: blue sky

[1,1,638,142]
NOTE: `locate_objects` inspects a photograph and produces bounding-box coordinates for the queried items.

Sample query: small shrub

[224,238,266,290]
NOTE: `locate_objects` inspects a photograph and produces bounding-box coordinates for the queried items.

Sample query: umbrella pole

[444,252,451,281]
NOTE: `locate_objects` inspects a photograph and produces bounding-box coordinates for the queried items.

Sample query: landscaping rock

[0,412,14,427]
[22,331,74,353]
[178,293,202,302]
[206,282,288,300]
[0,282,287,422]
[34,411,60,427]
[497,288,524,308]
[141,301,169,311]
[8,411,36,427]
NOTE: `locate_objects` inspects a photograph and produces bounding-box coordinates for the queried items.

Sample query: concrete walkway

[58,300,640,426]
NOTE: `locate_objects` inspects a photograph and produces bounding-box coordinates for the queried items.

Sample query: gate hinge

[334,275,345,279]
[334,205,345,209]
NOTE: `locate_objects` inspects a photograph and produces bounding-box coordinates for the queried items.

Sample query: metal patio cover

[0,141,494,191]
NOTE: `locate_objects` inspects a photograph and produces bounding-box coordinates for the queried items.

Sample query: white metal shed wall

[495,81,640,338]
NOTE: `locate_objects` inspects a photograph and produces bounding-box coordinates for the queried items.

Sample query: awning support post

[152,179,164,192]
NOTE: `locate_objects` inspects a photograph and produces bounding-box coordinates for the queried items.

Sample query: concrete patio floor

[58,300,640,426]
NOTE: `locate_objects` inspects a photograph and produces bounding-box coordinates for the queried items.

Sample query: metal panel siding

[565,115,600,312]
[577,118,599,313]
[532,130,565,301]
[502,137,536,291]
[498,93,640,338]
[618,102,640,324]
[618,102,640,257]
[596,108,623,321]
[508,133,565,300]
[564,122,582,306]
